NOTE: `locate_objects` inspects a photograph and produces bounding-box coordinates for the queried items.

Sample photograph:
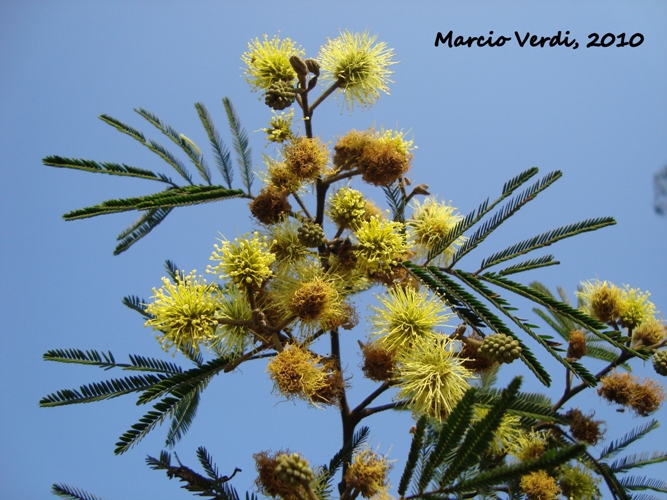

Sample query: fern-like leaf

[136,356,228,405]
[497,255,559,276]
[196,102,233,189]
[482,273,643,358]
[40,373,167,407]
[397,416,427,496]
[43,348,117,368]
[114,207,173,255]
[165,390,200,447]
[51,483,105,500]
[426,167,539,263]
[441,443,586,496]
[619,475,667,493]
[417,387,478,492]
[197,446,220,481]
[438,377,522,487]
[115,396,182,454]
[608,451,667,473]
[122,295,152,319]
[450,170,562,265]
[42,156,176,186]
[480,217,616,270]
[63,185,245,220]
[382,184,405,223]
[136,107,212,185]
[223,98,253,195]
[405,263,552,386]
[599,420,660,460]
[455,270,597,386]
[475,388,564,423]
[322,426,370,487]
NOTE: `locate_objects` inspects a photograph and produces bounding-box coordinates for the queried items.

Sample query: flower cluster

[144,272,219,355]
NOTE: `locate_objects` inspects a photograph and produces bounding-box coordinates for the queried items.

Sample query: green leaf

[114,207,173,255]
[417,388,478,492]
[475,388,564,423]
[599,420,660,460]
[438,377,522,487]
[52,483,105,500]
[382,183,406,223]
[480,217,616,270]
[455,270,597,386]
[43,348,116,368]
[165,391,200,447]
[442,443,586,496]
[619,475,667,493]
[196,446,220,481]
[426,167,540,263]
[497,255,559,276]
[223,97,253,195]
[136,107,213,185]
[122,295,153,319]
[609,451,667,473]
[450,170,562,265]
[115,395,182,454]
[196,102,234,189]
[63,185,245,220]
[40,373,166,407]
[42,156,176,185]
[398,416,427,496]
[137,357,228,405]
[483,273,645,358]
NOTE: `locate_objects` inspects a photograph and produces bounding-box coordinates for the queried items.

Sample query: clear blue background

[1,2,666,498]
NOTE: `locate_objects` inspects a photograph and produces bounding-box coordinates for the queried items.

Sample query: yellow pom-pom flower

[619,285,657,329]
[262,109,294,144]
[576,280,623,324]
[344,447,392,499]
[520,470,560,500]
[272,263,349,337]
[208,232,276,289]
[353,216,409,274]
[327,186,368,229]
[370,286,451,351]
[267,344,340,406]
[210,285,253,357]
[319,30,396,110]
[241,33,304,91]
[408,197,466,265]
[396,336,474,421]
[144,272,219,355]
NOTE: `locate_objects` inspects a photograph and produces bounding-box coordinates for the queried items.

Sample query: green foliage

[45,100,253,254]
[51,484,106,500]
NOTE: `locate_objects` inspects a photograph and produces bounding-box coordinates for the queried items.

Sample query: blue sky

[1,2,666,498]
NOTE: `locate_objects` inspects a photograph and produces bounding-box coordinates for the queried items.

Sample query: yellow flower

[632,316,666,347]
[576,280,623,324]
[283,136,329,182]
[618,285,657,329]
[508,430,549,461]
[408,197,466,265]
[266,219,308,269]
[319,30,396,110]
[208,232,275,288]
[396,336,474,421]
[358,129,414,187]
[241,34,304,91]
[327,187,368,229]
[353,216,409,274]
[558,464,601,500]
[262,109,294,143]
[520,470,560,500]
[272,263,349,337]
[370,286,451,351]
[144,272,219,355]
[210,285,252,357]
[267,344,341,406]
[344,447,393,499]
